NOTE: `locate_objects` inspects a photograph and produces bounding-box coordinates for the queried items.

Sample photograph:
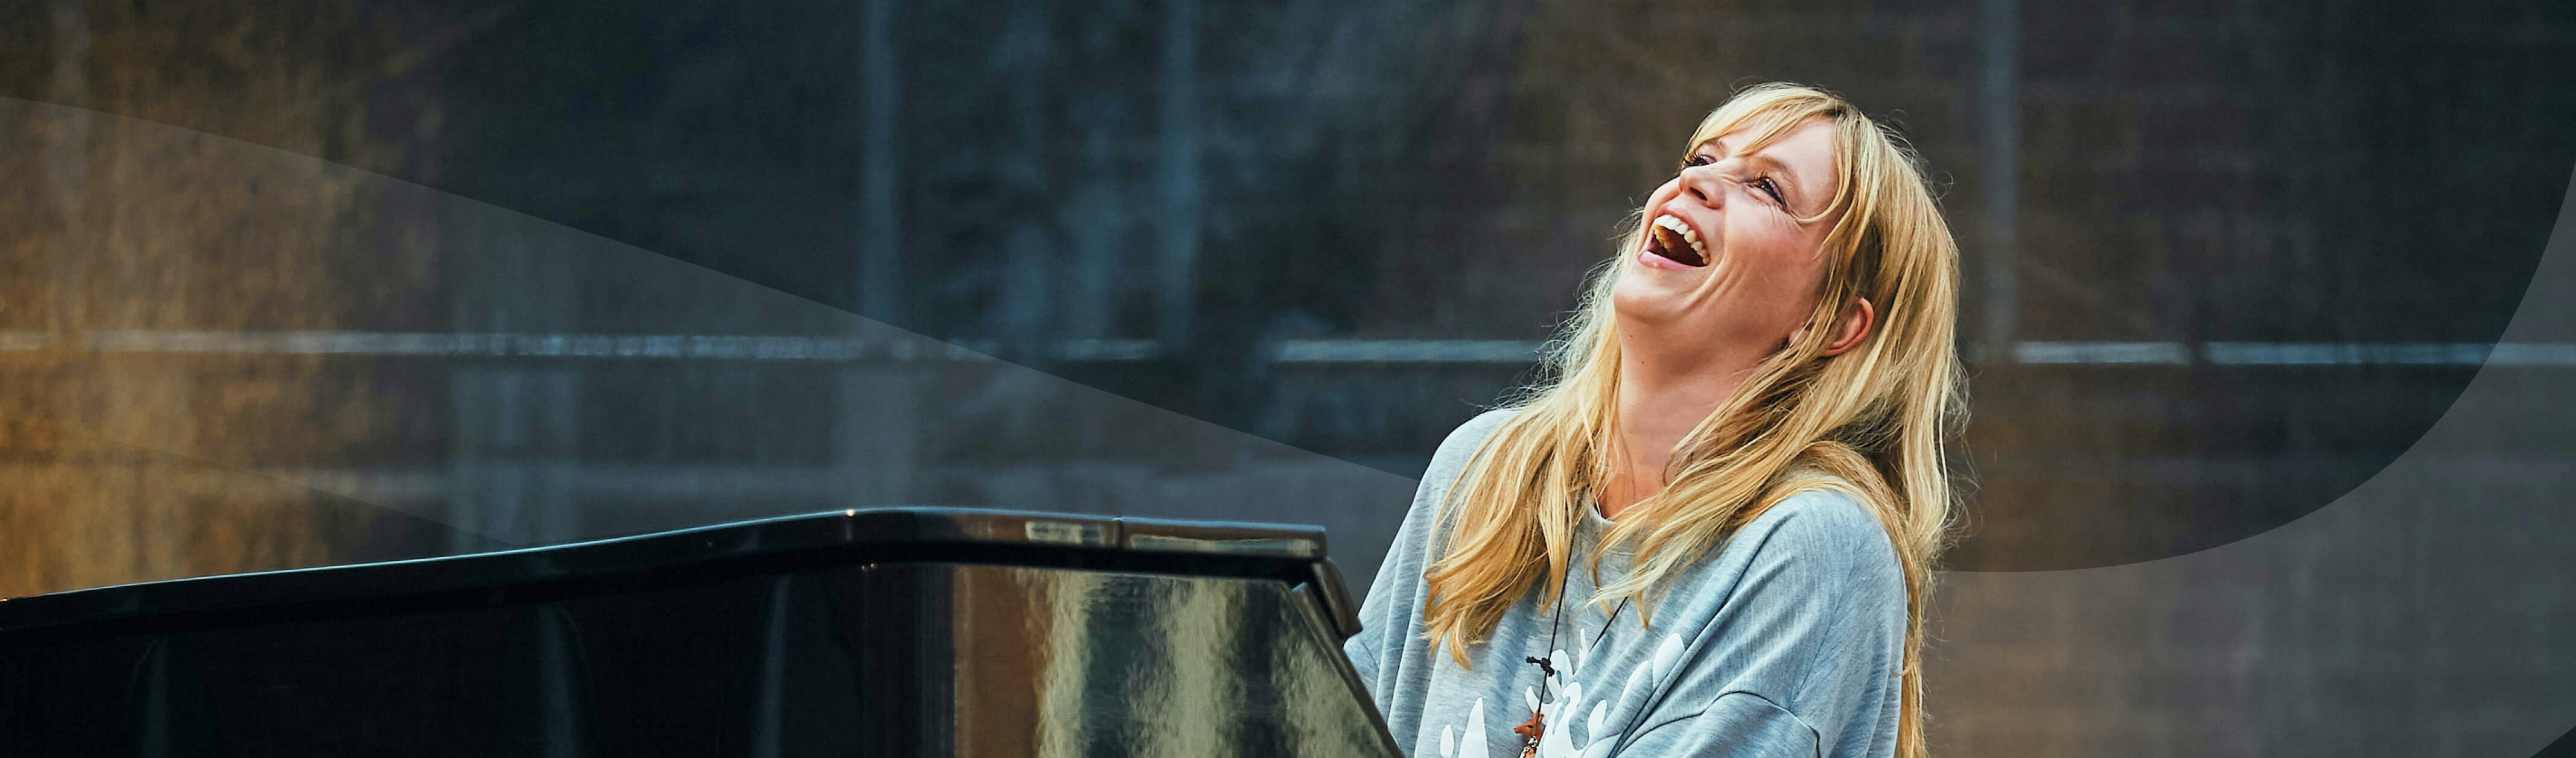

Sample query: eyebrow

[1701,138,1814,216]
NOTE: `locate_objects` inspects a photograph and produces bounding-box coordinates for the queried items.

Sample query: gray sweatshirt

[1346,409,1907,758]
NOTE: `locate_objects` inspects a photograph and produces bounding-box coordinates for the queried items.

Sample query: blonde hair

[1420,83,1965,758]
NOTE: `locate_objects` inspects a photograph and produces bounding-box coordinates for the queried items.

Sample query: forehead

[1700,118,1840,185]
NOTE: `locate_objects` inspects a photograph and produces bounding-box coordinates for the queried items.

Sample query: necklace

[1515,549,1632,758]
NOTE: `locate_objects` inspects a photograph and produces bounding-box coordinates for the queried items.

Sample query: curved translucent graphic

[0,96,1416,596]
[1927,166,2576,756]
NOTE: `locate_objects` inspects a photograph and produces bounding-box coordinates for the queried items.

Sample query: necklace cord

[1525,527,1641,755]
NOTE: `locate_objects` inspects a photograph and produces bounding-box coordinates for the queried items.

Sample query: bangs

[1685,85,1872,242]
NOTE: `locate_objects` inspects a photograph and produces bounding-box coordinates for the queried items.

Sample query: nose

[1678,164,1727,209]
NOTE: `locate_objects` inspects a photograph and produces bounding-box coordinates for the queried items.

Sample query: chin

[1610,259,1680,302]
[1608,276,1673,327]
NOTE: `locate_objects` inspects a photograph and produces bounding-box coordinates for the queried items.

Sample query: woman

[1346,83,1964,758]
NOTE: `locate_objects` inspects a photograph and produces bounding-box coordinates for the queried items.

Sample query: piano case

[0,508,1402,758]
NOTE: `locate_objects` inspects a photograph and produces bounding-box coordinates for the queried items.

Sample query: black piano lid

[0,507,1364,642]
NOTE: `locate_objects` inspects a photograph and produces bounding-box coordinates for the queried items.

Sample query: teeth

[1653,213,1707,259]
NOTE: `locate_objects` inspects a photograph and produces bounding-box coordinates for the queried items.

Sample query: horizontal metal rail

[2,332,2570,367]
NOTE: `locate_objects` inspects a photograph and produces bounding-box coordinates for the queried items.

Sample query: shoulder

[1401,408,1522,539]
[1422,407,1520,479]
[1731,488,1906,596]
[1749,489,1892,548]
[1437,406,1519,456]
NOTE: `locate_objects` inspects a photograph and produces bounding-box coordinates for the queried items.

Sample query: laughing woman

[1346,83,1966,758]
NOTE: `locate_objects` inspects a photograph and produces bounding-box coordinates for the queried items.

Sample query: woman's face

[1612,117,1844,365]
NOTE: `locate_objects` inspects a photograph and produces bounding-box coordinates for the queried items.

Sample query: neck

[1601,329,1760,521]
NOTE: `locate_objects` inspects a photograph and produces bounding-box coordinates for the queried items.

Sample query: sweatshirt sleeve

[1620,490,1910,758]
[1343,408,1516,698]
[1343,499,1416,683]
[1618,690,1821,757]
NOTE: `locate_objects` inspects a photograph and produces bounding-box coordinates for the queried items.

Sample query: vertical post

[839,0,916,508]
[858,0,902,324]
[444,221,581,549]
[1978,0,2020,361]
[46,0,88,336]
[835,364,916,507]
[1155,0,1202,347]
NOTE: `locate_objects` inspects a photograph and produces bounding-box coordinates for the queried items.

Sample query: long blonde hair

[1420,83,1965,758]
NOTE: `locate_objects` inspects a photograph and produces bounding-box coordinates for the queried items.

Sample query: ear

[1819,297,1875,358]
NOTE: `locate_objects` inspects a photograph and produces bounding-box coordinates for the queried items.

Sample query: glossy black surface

[0,509,1397,757]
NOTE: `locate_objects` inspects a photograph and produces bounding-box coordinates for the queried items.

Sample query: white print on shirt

[1436,632,1687,758]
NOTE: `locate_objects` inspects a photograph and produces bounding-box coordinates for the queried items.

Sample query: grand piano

[0,508,1403,757]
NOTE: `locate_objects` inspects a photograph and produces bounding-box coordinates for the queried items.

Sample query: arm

[1343,503,1417,683]
[1611,491,1909,758]
[1343,409,1517,695]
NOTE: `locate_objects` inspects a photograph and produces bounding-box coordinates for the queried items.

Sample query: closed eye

[1752,176,1786,207]
[1682,153,1788,210]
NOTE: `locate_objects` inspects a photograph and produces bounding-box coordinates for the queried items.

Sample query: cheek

[1734,226,1828,305]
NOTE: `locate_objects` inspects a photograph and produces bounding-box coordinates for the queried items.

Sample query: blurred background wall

[1,0,2572,754]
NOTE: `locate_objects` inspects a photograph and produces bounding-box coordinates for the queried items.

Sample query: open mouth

[1646,213,1709,267]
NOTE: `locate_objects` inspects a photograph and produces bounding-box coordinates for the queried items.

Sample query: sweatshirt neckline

[1576,499,1633,559]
